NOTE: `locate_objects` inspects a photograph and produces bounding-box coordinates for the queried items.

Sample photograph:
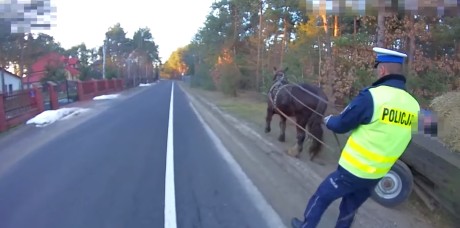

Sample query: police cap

[373,47,407,68]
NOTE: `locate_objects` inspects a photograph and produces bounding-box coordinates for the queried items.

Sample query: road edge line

[164,82,177,228]
[184,88,286,228]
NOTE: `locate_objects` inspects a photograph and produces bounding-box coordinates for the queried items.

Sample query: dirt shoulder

[178,82,453,228]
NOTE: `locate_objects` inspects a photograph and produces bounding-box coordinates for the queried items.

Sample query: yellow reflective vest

[338,85,421,179]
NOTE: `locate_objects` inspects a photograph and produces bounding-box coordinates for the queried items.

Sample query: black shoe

[291,217,304,228]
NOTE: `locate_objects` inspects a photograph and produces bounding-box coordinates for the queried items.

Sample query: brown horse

[265,67,328,160]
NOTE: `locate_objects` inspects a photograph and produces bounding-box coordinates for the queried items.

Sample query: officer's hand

[324,115,332,124]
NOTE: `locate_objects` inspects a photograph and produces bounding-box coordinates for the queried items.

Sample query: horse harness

[269,82,291,108]
[267,79,343,154]
[268,72,290,108]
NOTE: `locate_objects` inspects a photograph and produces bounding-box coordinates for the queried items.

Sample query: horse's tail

[308,88,329,159]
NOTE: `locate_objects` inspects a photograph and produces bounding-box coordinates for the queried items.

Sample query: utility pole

[102,38,106,79]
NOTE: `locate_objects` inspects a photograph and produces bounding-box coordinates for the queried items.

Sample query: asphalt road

[0,81,280,228]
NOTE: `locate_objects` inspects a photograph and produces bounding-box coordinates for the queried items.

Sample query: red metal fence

[77,79,124,101]
[0,78,125,133]
[0,87,44,132]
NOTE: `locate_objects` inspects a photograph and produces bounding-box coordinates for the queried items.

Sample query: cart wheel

[371,160,414,207]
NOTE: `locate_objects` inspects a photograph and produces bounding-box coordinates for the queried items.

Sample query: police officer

[291,47,421,228]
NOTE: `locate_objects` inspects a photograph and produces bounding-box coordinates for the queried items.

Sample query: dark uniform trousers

[300,166,382,228]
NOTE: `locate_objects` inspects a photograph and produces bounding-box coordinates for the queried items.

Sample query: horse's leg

[308,118,324,161]
[265,106,273,133]
[278,115,286,142]
[287,113,307,158]
[295,114,308,155]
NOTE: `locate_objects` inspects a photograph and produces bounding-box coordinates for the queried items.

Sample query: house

[90,59,103,73]
[0,68,22,94]
[22,52,80,86]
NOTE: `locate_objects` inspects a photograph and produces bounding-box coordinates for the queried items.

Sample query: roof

[0,67,21,78]
[23,52,80,83]
[67,58,79,65]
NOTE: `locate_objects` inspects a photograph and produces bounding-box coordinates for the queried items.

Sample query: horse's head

[272,66,289,84]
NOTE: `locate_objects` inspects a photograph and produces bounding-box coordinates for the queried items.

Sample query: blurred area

[418,109,438,137]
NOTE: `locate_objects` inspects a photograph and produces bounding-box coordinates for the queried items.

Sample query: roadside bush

[430,91,460,152]
[218,62,241,97]
[191,62,215,91]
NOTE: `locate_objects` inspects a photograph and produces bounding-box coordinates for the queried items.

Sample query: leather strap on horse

[292,83,344,115]
[283,86,343,151]
[268,90,341,154]
[285,87,326,117]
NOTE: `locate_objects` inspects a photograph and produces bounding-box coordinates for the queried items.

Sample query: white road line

[186,94,286,228]
[164,82,177,228]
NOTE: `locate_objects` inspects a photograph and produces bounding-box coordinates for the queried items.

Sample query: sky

[40,0,215,62]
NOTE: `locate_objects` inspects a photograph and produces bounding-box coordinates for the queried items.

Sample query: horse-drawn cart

[371,133,460,220]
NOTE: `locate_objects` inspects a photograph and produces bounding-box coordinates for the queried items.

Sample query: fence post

[104,79,109,93]
[0,93,6,132]
[120,79,124,91]
[77,80,84,101]
[92,79,98,97]
[48,81,59,110]
[32,86,44,113]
